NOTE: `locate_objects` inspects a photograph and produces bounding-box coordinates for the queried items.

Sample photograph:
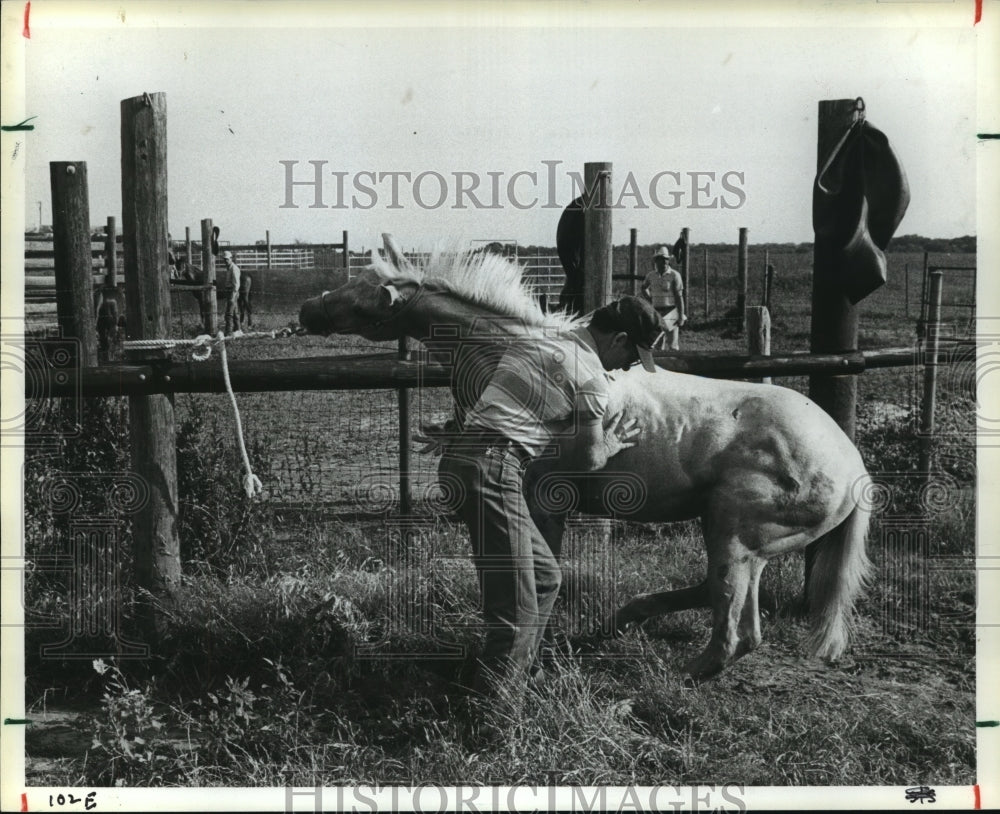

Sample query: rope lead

[215,332,263,499]
[122,330,270,499]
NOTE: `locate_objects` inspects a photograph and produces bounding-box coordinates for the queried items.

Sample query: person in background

[217,250,241,335]
[642,246,686,351]
[167,233,178,280]
[238,266,254,330]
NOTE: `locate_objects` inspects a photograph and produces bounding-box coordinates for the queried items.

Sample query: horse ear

[382,233,415,273]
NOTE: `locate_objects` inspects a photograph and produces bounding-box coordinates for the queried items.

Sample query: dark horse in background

[556,196,584,314]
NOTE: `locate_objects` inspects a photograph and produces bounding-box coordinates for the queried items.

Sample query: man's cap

[653,246,673,260]
[592,296,662,372]
[222,250,233,260]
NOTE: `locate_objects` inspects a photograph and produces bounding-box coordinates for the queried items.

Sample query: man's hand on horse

[604,412,641,458]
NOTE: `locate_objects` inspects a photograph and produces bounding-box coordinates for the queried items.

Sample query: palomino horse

[299,236,873,681]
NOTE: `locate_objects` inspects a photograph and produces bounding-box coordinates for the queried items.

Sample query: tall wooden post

[737,227,748,332]
[703,247,709,318]
[680,227,690,317]
[342,229,350,270]
[50,161,98,367]
[904,261,910,318]
[919,271,944,483]
[184,226,192,269]
[628,228,639,297]
[398,336,412,516]
[746,306,772,385]
[762,249,770,305]
[582,162,613,312]
[121,92,180,635]
[808,99,863,439]
[763,264,774,310]
[105,216,118,289]
[918,251,930,338]
[201,218,217,335]
[805,98,864,596]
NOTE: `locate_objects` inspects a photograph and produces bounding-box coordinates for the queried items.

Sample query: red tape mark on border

[21,792,27,811]
[23,2,30,38]
[975,0,982,25]
[975,784,981,810]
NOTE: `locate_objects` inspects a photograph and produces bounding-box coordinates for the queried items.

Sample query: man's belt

[452,431,533,464]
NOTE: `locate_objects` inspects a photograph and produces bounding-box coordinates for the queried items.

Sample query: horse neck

[399,282,540,344]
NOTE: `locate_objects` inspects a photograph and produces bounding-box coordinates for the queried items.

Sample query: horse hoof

[682,656,725,684]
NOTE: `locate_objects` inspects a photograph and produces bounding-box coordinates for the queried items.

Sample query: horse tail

[805,474,873,661]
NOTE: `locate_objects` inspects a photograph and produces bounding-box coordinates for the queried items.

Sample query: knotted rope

[122,328,299,498]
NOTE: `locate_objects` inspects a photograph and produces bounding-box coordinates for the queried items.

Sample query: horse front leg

[609,580,711,632]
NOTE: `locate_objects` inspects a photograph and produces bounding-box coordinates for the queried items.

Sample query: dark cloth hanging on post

[556,196,585,314]
[812,118,910,304]
[672,235,688,268]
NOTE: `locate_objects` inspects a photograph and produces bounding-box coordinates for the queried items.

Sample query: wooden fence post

[121,91,181,636]
[105,216,118,290]
[919,271,944,483]
[50,161,98,367]
[398,336,412,516]
[583,162,613,312]
[201,218,217,335]
[97,216,120,363]
[629,228,639,297]
[805,98,864,597]
[343,229,350,270]
[918,251,930,338]
[703,247,709,318]
[681,227,690,319]
[762,249,769,305]
[763,263,774,311]
[746,306,772,385]
[904,261,909,318]
[736,227,748,332]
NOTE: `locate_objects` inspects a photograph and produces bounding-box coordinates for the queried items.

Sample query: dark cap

[590,296,663,372]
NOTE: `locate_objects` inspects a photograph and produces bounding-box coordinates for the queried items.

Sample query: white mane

[369,246,583,332]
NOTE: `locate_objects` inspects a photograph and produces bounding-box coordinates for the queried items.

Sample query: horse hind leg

[733,556,767,661]
[683,538,754,683]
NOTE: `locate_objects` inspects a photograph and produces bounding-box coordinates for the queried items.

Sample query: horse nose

[299,296,329,334]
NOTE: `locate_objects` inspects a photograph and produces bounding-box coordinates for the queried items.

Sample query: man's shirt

[463,329,609,458]
[643,267,683,309]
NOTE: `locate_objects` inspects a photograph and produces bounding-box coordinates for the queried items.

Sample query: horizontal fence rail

[29,345,956,399]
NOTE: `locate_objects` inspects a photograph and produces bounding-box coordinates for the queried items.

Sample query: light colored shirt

[217,260,241,296]
[463,328,609,457]
[643,267,683,309]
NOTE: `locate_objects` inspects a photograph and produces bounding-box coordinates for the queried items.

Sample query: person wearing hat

[435,295,661,718]
[642,246,686,351]
[217,250,242,335]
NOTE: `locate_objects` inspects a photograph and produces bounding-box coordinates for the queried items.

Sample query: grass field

[21,247,977,788]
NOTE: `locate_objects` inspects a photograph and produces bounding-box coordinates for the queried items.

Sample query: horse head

[299,234,422,341]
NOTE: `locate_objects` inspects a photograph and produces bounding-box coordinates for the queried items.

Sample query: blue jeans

[440,439,562,697]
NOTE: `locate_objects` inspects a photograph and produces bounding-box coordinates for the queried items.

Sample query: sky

[12,2,985,252]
